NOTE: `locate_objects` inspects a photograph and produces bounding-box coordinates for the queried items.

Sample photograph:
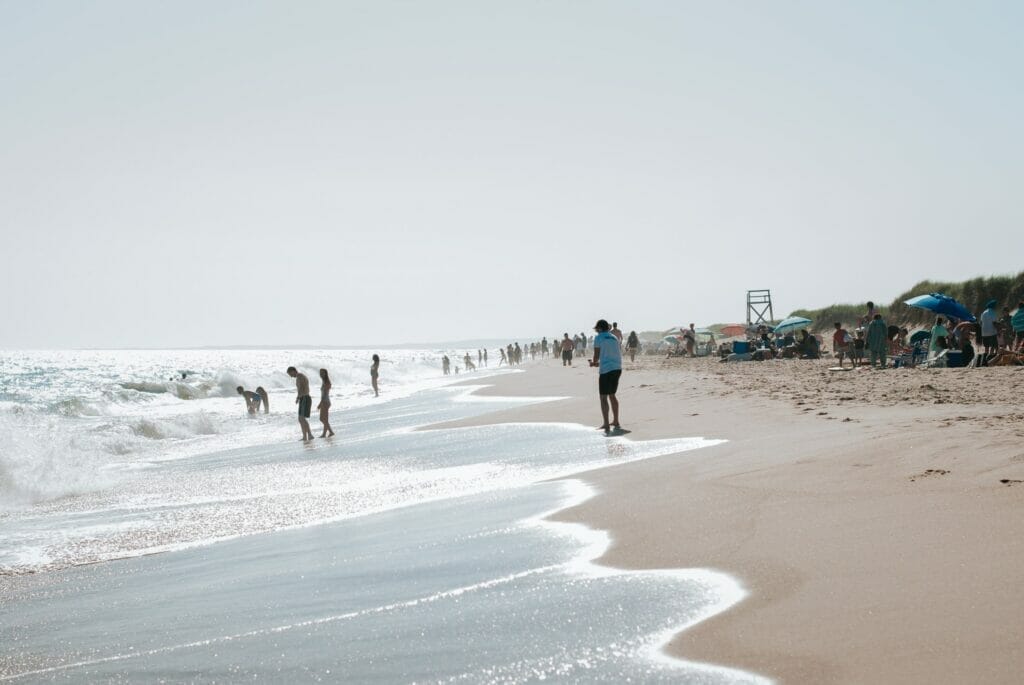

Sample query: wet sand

[439,355,1024,683]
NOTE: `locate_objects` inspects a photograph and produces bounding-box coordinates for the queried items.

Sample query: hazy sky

[3,1,1022,348]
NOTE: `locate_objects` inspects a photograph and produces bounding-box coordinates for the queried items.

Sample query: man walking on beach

[590,319,623,434]
[561,333,574,366]
[287,366,314,442]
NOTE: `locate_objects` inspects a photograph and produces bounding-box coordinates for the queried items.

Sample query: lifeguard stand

[747,290,774,327]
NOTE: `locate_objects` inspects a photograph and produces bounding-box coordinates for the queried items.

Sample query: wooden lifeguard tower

[747,289,774,327]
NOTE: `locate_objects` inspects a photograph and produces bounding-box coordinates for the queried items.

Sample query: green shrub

[791,272,1024,331]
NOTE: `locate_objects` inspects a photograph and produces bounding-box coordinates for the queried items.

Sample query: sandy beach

[438,356,1024,683]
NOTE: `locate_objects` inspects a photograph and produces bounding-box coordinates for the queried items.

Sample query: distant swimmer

[371,354,380,397]
[236,386,268,414]
[287,366,314,442]
[464,353,476,371]
[318,369,335,438]
[442,355,451,375]
[483,349,488,366]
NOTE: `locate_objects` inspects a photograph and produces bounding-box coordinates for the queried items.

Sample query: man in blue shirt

[590,319,623,434]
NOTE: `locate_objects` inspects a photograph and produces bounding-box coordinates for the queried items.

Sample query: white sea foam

[0,348,499,508]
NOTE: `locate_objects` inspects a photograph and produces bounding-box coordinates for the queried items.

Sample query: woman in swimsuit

[370,354,380,397]
[317,369,334,437]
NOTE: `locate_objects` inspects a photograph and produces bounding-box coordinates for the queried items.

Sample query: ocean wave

[129,413,220,440]
[119,369,295,401]
[52,397,107,417]
[0,417,116,509]
[121,381,203,400]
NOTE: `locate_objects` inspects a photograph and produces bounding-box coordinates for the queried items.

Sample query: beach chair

[922,349,947,368]
[908,344,929,367]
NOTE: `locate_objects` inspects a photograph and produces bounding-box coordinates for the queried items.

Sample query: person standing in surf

[370,354,380,397]
[287,366,314,442]
[590,319,623,434]
[317,369,335,438]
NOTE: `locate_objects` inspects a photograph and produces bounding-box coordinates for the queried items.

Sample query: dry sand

[437,355,1024,683]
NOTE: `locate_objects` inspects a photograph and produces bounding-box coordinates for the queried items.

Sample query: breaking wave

[0,415,116,509]
[129,413,221,440]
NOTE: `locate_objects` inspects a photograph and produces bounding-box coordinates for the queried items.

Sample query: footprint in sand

[999,479,1023,486]
[909,469,950,482]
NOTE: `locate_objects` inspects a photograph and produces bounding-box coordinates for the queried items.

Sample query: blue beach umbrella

[909,330,931,345]
[773,316,813,334]
[903,293,977,323]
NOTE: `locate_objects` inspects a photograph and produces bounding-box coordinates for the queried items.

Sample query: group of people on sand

[236,355,381,442]
[800,298,1024,370]
[667,323,713,358]
[443,330,643,375]
[555,322,640,365]
[917,300,1024,367]
[432,320,628,434]
[829,299,1024,369]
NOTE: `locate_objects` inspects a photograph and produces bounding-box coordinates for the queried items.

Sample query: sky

[2,1,1022,348]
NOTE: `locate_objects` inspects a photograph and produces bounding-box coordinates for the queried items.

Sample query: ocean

[0,350,766,683]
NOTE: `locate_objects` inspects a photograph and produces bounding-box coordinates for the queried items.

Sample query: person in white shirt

[979,299,999,358]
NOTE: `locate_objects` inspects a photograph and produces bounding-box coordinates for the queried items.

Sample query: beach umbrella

[903,293,976,323]
[909,330,931,345]
[773,316,813,334]
[719,324,747,337]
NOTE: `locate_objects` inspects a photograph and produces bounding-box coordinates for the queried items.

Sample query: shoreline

[439,355,1024,683]
[4,392,767,683]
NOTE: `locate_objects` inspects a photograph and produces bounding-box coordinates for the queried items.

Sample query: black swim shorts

[598,369,622,395]
[982,334,998,348]
[298,395,312,418]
